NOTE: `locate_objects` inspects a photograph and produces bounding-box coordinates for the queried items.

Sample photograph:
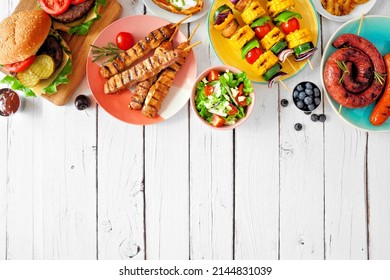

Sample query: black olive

[75,95,91,110]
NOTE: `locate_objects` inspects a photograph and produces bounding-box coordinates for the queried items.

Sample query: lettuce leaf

[68,0,107,36]
[43,58,72,94]
[0,75,36,97]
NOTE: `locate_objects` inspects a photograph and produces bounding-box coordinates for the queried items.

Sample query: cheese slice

[52,7,98,31]
[30,51,70,96]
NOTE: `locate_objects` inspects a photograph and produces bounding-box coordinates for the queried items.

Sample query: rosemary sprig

[335,60,349,84]
[374,71,386,85]
[90,42,120,63]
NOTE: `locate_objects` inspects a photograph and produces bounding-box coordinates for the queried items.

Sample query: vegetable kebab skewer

[268,0,317,63]
[213,2,287,87]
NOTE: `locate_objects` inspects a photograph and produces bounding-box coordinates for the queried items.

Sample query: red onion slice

[268,72,288,88]
[278,49,294,63]
[294,47,318,62]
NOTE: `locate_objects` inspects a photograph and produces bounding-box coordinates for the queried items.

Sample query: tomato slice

[281,18,300,34]
[3,55,36,73]
[205,84,214,96]
[212,114,226,127]
[39,0,72,16]
[237,97,247,107]
[237,83,244,97]
[71,0,86,4]
[227,104,238,115]
[207,70,220,82]
[245,47,263,64]
[253,23,271,39]
[116,32,135,51]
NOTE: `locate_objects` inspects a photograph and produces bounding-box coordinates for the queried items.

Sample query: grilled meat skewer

[141,42,190,118]
[99,24,175,79]
[129,41,173,110]
[104,48,183,94]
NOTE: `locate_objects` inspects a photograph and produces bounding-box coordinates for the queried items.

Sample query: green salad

[195,69,253,127]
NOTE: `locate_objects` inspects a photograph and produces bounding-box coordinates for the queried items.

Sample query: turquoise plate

[321,16,390,132]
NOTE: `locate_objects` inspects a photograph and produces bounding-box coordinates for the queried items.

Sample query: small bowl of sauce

[0,88,21,117]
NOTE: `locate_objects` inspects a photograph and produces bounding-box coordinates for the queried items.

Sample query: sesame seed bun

[0,10,51,65]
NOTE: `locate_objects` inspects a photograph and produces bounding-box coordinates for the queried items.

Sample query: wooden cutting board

[13,0,122,106]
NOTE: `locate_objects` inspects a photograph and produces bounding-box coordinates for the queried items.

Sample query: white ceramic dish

[312,0,377,22]
[143,0,211,23]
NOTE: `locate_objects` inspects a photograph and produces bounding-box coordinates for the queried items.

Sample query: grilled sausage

[104,48,183,94]
[324,34,386,108]
[100,24,174,79]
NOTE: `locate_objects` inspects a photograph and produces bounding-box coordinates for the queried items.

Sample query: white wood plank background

[0,0,389,260]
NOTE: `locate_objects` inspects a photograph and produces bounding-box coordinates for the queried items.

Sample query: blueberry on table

[294,123,303,131]
[75,95,91,110]
[318,114,327,122]
[311,114,319,122]
[281,99,289,107]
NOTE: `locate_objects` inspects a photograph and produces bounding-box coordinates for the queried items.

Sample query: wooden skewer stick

[308,59,314,70]
[172,14,193,28]
[188,22,200,42]
[338,104,343,114]
[357,13,365,36]
[183,41,201,52]
[286,57,297,72]
[279,79,291,93]
[169,26,179,42]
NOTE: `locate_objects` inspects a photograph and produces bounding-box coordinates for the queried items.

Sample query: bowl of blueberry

[293,81,322,112]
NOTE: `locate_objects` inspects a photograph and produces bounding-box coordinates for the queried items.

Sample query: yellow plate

[208,0,320,83]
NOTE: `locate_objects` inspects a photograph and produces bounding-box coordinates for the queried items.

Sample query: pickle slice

[17,69,40,88]
[29,55,55,79]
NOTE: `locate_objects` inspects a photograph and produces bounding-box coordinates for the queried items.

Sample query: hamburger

[0,10,72,97]
[40,0,107,36]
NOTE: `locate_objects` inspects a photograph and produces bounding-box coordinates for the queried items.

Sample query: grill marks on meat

[52,0,95,23]
[104,48,183,94]
[141,42,190,118]
[37,35,64,70]
[129,40,173,110]
[100,24,174,79]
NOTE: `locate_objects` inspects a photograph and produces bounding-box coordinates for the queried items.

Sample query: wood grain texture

[12,0,122,106]
[189,17,234,260]
[367,133,390,259]
[322,19,368,260]
[279,47,324,259]
[234,85,279,259]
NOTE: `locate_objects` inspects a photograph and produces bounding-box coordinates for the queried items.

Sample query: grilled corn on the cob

[229,25,255,50]
[267,0,295,17]
[252,50,279,76]
[285,28,312,49]
[241,1,267,25]
[260,27,285,51]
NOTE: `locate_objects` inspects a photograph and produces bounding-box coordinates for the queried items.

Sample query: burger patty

[38,35,64,70]
[51,0,95,24]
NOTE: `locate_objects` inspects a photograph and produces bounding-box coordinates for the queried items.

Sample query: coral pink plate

[86,15,197,125]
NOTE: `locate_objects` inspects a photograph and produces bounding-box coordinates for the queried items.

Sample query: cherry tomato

[205,84,214,96]
[237,97,247,107]
[71,0,86,4]
[212,114,226,127]
[281,18,300,34]
[237,83,244,97]
[39,0,71,16]
[116,32,134,51]
[245,47,263,64]
[253,23,271,39]
[3,55,36,73]
[227,104,238,115]
[207,70,220,82]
